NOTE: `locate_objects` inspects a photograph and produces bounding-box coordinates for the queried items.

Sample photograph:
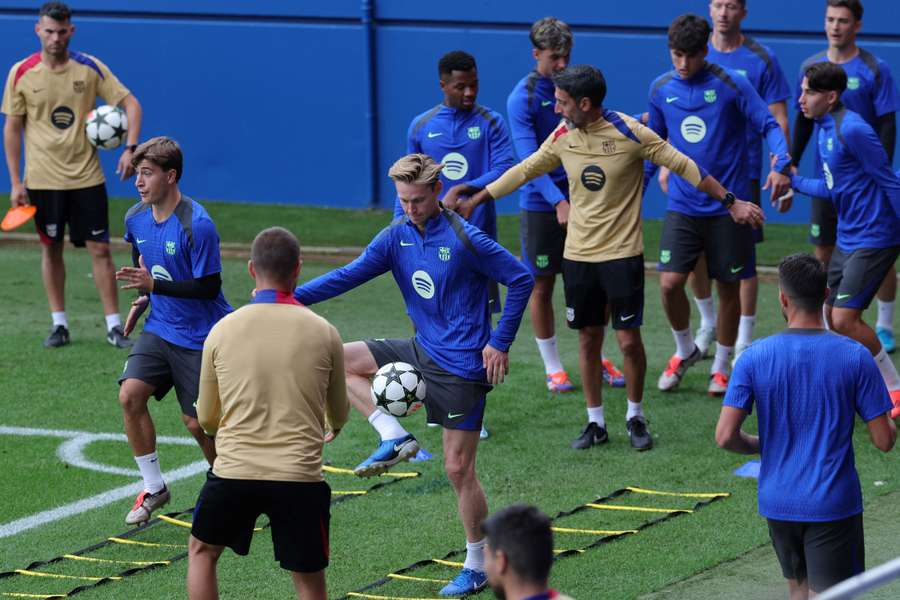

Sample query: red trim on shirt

[551,126,569,143]
[14,53,41,88]
[275,291,303,306]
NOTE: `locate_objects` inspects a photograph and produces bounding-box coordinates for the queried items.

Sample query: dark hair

[482,504,553,584]
[804,61,848,94]
[530,17,573,52]
[251,227,301,284]
[778,253,827,313]
[668,14,711,55]
[827,0,863,21]
[132,136,184,182]
[552,64,606,109]
[39,2,71,21]
[438,51,476,78]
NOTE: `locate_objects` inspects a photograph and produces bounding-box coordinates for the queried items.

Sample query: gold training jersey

[486,110,705,263]
[1,51,130,190]
[197,297,350,483]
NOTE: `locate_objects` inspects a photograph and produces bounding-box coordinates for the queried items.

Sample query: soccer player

[789,61,900,415]
[680,0,792,361]
[792,0,899,353]
[506,17,624,394]
[296,154,534,596]
[646,14,791,395]
[115,137,233,525]
[716,253,895,598]
[482,504,574,600]
[189,227,348,600]
[465,64,762,451]
[2,1,142,348]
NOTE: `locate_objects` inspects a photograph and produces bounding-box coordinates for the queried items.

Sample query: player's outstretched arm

[696,176,764,228]
[294,231,392,305]
[116,94,142,180]
[3,114,26,207]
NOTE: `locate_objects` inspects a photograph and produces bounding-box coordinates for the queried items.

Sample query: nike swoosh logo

[447,412,464,419]
[666,96,679,103]
[393,442,409,452]
[427,132,443,138]
[541,100,553,106]
[400,240,414,247]
[91,229,106,235]
[620,314,635,321]
[730,266,744,274]
[136,238,146,244]
[837,293,851,300]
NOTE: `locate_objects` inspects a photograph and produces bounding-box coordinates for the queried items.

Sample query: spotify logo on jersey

[580,165,606,192]
[50,106,75,129]
[680,116,707,143]
[440,152,469,181]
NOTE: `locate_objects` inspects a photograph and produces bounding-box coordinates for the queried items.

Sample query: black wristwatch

[721,191,736,209]
[124,144,138,153]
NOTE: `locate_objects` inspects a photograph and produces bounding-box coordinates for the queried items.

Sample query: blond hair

[388,153,443,187]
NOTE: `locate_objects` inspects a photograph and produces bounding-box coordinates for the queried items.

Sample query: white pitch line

[0,425,208,539]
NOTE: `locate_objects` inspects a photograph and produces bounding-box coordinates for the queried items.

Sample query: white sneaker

[732,342,750,367]
[658,346,702,391]
[125,486,170,525]
[694,327,716,358]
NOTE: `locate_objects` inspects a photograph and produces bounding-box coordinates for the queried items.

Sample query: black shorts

[118,331,202,417]
[749,179,763,244]
[658,211,754,282]
[767,513,864,592]
[365,338,490,430]
[562,255,644,330]
[191,470,331,573]
[827,246,900,310]
[520,209,565,276]
[809,197,838,247]
[29,183,110,247]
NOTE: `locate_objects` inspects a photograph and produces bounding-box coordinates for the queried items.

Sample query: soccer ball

[370,362,426,418]
[85,105,128,149]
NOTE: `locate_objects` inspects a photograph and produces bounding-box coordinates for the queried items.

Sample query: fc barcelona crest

[438,246,451,261]
[166,241,176,255]
[467,126,481,140]
[704,89,717,103]
[601,140,616,154]
[73,80,85,93]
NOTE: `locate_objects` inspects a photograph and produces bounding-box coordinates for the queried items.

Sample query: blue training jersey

[392,104,515,239]
[707,37,791,178]
[791,107,900,251]
[295,210,534,381]
[124,197,233,350]
[646,63,791,217]
[725,329,891,522]
[506,71,568,212]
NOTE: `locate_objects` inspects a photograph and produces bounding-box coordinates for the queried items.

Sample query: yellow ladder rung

[323,465,419,478]
[14,570,121,582]
[2,594,68,599]
[585,503,692,514]
[387,573,451,584]
[108,537,186,548]
[63,554,169,566]
[333,490,368,495]
[157,515,192,529]
[552,526,638,535]
[626,486,730,499]
[347,594,446,600]
[430,558,464,568]
[553,548,585,554]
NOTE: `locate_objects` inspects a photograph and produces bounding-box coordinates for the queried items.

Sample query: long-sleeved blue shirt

[707,37,791,179]
[791,107,900,252]
[295,210,534,382]
[506,71,568,212]
[646,62,791,216]
[392,104,515,240]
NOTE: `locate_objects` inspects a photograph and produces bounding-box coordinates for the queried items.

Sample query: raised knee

[831,311,855,333]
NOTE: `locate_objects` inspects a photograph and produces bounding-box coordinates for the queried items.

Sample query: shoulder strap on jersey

[411,104,443,137]
[832,106,848,147]
[706,63,740,93]
[651,72,675,95]
[525,71,541,109]
[857,48,882,87]
[474,104,498,129]
[800,50,828,74]
[124,201,150,222]
[441,210,478,256]
[173,196,195,249]
[741,36,773,69]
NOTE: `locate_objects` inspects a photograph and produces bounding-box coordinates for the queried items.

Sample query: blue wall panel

[0,0,898,225]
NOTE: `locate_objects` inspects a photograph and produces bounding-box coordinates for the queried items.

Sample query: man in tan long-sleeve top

[188,226,349,600]
[464,64,762,452]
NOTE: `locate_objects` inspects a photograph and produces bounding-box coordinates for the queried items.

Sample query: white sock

[587,405,605,428]
[694,296,716,331]
[711,344,734,375]
[874,348,900,391]
[368,410,409,441]
[626,400,643,421]
[535,336,564,375]
[463,538,486,572]
[105,313,122,332]
[672,328,695,359]
[51,311,68,328]
[877,300,895,332]
[134,452,165,494]
[737,315,756,347]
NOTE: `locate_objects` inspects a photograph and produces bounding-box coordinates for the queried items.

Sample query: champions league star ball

[85,105,128,149]
[370,362,426,418]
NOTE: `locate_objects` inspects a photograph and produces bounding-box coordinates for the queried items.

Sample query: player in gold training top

[2,2,142,348]
[467,65,762,451]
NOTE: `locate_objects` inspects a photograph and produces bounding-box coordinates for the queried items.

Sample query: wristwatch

[124,144,138,153]
[722,191,736,209]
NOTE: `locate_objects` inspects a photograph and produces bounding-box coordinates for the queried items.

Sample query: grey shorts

[365,338,490,431]
[827,246,900,310]
[118,331,202,417]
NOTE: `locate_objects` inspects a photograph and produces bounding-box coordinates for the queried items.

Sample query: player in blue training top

[788,61,900,417]
[114,137,232,525]
[677,0,792,363]
[297,154,534,596]
[716,253,895,598]
[505,17,625,394]
[793,0,900,353]
[645,14,791,396]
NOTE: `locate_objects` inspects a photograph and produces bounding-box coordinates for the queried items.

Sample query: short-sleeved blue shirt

[724,329,891,522]
[124,197,233,350]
